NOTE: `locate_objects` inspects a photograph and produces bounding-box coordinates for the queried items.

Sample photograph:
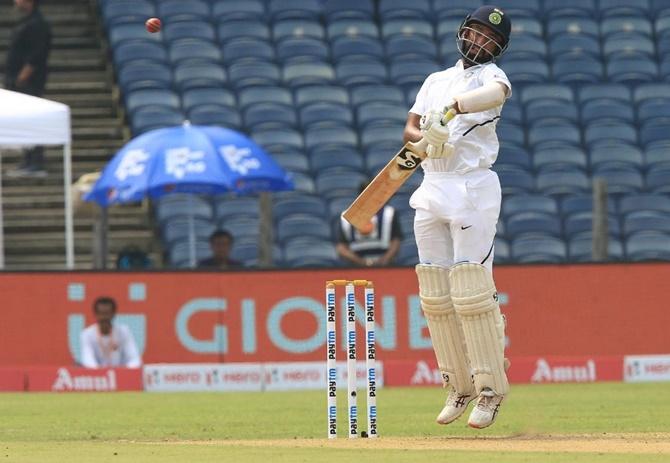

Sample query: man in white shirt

[404,5,512,429]
[80,296,141,368]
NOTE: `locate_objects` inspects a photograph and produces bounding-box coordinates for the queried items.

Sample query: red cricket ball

[145,17,161,33]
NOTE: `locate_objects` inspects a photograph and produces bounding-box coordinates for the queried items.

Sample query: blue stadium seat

[273,19,326,41]
[163,218,215,245]
[552,52,604,84]
[496,123,525,148]
[272,151,310,174]
[108,23,162,48]
[436,19,462,41]
[182,88,236,113]
[323,0,375,21]
[305,125,358,151]
[590,143,643,171]
[230,242,282,267]
[328,194,357,219]
[497,147,532,170]
[131,108,184,135]
[584,121,637,147]
[432,0,484,20]
[300,102,353,129]
[646,166,670,192]
[381,19,433,40]
[537,169,589,195]
[561,194,617,216]
[156,194,213,223]
[634,83,670,103]
[638,100,670,123]
[228,61,281,89]
[657,15,670,38]
[289,172,317,193]
[520,83,574,105]
[284,238,340,267]
[623,210,670,237]
[309,146,365,175]
[525,100,578,124]
[511,17,543,37]
[646,142,670,170]
[377,0,431,21]
[503,194,559,217]
[174,62,227,91]
[620,194,670,214]
[282,62,336,87]
[276,37,330,63]
[251,128,304,151]
[389,58,441,88]
[385,35,438,60]
[534,146,588,172]
[336,58,388,86]
[607,55,659,84]
[501,58,550,84]
[124,89,180,116]
[626,231,670,261]
[350,85,405,107]
[217,20,270,42]
[501,100,523,125]
[222,38,275,64]
[601,17,653,38]
[546,17,599,39]
[356,102,407,129]
[581,99,634,123]
[188,105,242,129]
[326,19,379,40]
[102,0,156,27]
[528,120,581,149]
[543,0,597,18]
[211,0,265,22]
[506,211,562,238]
[221,216,260,240]
[592,167,644,194]
[331,36,384,61]
[239,87,292,110]
[604,36,655,59]
[360,124,404,151]
[169,240,213,268]
[163,21,216,43]
[578,83,631,103]
[273,194,328,219]
[158,0,210,22]
[276,214,332,244]
[294,85,349,107]
[548,35,600,58]
[599,0,651,18]
[493,237,510,263]
[214,196,260,221]
[169,39,222,66]
[495,167,535,194]
[267,0,321,21]
[640,118,670,147]
[315,170,368,199]
[113,41,167,66]
[568,236,624,262]
[511,235,567,263]
[503,35,547,61]
[365,144,398,173]
[245,103,298,130]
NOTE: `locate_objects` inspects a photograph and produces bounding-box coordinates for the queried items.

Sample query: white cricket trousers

[409,168,501,271]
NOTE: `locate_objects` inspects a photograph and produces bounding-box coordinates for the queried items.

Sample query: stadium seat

[174,62,227,91]
[267,0,322,21]
[294,85,349,108]
[385,35,438,60]
[188,105,242,129]
[282,62,336,87]
[228,61,281,89]
[182,88,236,113]
[603,36,655,59]
[283,238,340,267]
[276,37,330,63]
[326,19,379,41]
[606,55,659,84]
[251,128,304,151]
[503,35,547,61]
[590,143,644,171]
[432,0,484,20]
[108,22,162,48]
[169,240,213,268]
[124,89,180,116]
[315,169,367,199]
[592,167,644,194]
[217,20,270,42]
[601,17,653,38]
[211,0,265,22]
[584,121,637,147]
[525,100,578,124]
[162,217,215,245]
[163,21,216,43]
[131,108,184,135]
[578,83,631,104]
[239,87,292,110]
[323,0,375,21]
[350,85,405,107]
[625,231,670,261]
[506,211,562,238]
[528,120,581,149]
[222,38,275,65]
[568,236,624,262]
[276,214,332,244]
[389,58,441,88]
[288,172,317,193]
[377,0,431,21]
[360,123,404,151]
[581,99,634,124]
[496,147,532,170]
[117,62,172,92]
[310,147,364,172]
[230,242,282,267]
[534,146,588,172]
[214,196,261,221]
[561,194,617,216]
[331,36,384,61]
[356,102,407,129]
[158,0,210,22]
[546,17,599,39]
[305,125,358,151]
[495,167,535,195]
[619,194,670,215]
[103,0,156,27]
[273,194,328,219]
[640,118,670,147]
[336,59,388,86]
[272,151,310,174]
[543,0,597,18]
[156,194,213,223]
[637,99,670,123]
[300,102,353,129]
[511,235,567,263]
[599,0,651,18]
[536,169,589,196]
[646,166,670,193]
[113,41,167,66]
[552,52,604,84]
[503,194,559,217]
[623,210,670,237]
[273,19,326,41]
[511,17,543,37]
[563,211,622,239]
[501,58,550,84]
[169,39,222,66]
[548,35,600,58]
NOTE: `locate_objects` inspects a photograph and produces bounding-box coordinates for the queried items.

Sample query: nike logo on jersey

[461,225,473,230]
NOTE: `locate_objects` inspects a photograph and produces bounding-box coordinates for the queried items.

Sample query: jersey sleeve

[119,325,142,368]
[479,64,512,99]
[408,73,435,116]
[79,328,98,368]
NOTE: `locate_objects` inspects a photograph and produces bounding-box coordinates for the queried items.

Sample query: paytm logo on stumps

[328,405,337,435]
[328,368,337,397]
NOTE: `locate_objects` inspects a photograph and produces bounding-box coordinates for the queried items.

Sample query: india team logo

[489,11,502,25]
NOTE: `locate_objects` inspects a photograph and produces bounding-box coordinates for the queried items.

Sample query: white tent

[0,89,74,269]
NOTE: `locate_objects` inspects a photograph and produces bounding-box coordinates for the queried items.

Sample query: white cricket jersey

[410,59,512,174]
[80,323,141,368]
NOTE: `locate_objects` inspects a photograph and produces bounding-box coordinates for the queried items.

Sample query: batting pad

[450,262,509,395]
[416,264,474,394]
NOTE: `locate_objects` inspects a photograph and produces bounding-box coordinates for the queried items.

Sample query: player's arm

[452,81,508,113]
[79,331,98,368]
[403,112,423,144]
[336,242,367,266]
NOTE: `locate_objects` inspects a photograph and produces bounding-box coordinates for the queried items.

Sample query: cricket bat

[343,109,456,231]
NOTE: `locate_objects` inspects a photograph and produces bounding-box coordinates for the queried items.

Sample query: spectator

[5,0,52,178]
[80,296,142,368]
[336,181,403,266]
[198,229,243,269]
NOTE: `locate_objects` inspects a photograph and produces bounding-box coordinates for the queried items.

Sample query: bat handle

[440,108,457,125]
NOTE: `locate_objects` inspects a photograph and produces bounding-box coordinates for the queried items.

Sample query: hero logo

[531,358,596,383]
[52,368,117,392]
[395,150,422,170]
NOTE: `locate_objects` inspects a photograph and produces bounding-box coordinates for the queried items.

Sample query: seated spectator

[336,181,403,266]
[80,296,141,368]
[198,229,243,269]
[116,245,152,269]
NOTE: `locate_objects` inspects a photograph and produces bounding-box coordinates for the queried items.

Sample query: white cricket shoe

[436,387,476,425]
[467,388,504,429]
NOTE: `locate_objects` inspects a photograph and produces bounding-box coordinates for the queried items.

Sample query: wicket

[325,279,377,439]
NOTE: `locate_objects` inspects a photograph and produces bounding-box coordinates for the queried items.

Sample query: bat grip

[440,108,457,125]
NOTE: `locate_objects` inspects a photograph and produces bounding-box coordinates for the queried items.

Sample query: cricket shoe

[436,387,476,425]
[467,388,504,429]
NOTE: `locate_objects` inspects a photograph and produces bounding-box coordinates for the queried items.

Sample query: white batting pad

[450,262,509,395]
[416,264,474,394]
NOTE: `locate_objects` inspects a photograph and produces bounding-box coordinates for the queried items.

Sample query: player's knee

[449,262,498,316]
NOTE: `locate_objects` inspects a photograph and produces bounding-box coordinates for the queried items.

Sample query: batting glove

[419,110,443,132]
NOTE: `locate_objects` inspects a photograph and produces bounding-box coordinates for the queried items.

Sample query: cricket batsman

[403,5,512,429]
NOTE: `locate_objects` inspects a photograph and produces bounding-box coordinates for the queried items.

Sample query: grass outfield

[1,382,669,462]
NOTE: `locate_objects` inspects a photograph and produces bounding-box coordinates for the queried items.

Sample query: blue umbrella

[84,123,293,267]
[85,123,293,206]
